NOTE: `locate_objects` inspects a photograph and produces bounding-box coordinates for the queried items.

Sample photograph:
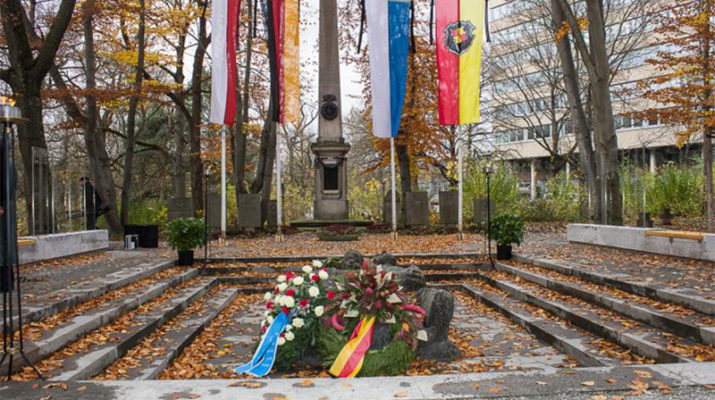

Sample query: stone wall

[19,230,109,264]
[567,224,715,262]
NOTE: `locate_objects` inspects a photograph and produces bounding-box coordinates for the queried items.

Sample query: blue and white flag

[366,0,411,138]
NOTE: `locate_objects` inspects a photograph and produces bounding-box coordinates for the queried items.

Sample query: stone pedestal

[404,192,429,227]
[473,198,495,225]
[312,142,350,221]
[439,191,459,226]
[167,197,192,221]
[237,194,262,228]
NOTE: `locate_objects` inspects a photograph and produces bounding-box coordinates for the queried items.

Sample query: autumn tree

[0,0,78,231]
[636,0,715,231]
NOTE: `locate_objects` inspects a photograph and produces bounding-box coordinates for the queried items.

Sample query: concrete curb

[206,252,485,263]
[435,283,613,367]
[50,278,217,381]
[131,287,240,380]
[2,269,199,375]
[474,273,692,364]
[495,262,715,346]
[513,254,715,317]
[18,260,174,327]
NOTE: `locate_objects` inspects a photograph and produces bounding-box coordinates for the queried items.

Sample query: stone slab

[404,192,429,227]
[237,194,262,228]
[18,230,109,265]
[439,191,458,226]
[567,223,715,262]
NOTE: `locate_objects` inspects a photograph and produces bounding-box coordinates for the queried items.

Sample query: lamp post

[483,161,494,268]
[203,168,210,270]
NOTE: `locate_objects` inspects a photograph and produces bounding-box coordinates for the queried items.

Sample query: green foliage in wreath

[272,320,315,371]
[316,324,415,377]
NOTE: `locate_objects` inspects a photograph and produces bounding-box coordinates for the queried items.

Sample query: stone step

[126,287,239,380]
[434,283,618,367]
[514,254,715,317]
[2,268,199,375]
[47,277,217,381]
[13,260,174,326]
[474,272,696,364]
[495,261,715,346]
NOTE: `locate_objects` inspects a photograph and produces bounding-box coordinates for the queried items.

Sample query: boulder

[369,322,393,351]
[386,265,426,292]
[373,251,397,267]
[415,288,461,361]
[340,250,364,270]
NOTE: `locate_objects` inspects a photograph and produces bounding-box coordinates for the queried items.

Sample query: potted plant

[489,213,524,260]
[165,218,207,266]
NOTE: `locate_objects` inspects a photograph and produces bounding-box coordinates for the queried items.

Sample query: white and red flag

[210,0,241,125]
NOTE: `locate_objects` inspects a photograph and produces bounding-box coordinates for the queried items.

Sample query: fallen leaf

[704,384,715,390]
[589,395,607,400]
[297,379,313,387]
[634,369,653,378]
[77,386,87,392]
[40,395,52,400]
[393,392,407,398]
[604,378,617,384]
[488,388,502,393]
[611,396,624,400]
[562,370,576,375]
[582,381,596,387]
[341,383,353,389]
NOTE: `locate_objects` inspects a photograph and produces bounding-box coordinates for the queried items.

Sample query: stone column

[649,150,657,173]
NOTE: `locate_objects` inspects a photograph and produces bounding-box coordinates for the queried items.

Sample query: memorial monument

[311,0,350,221]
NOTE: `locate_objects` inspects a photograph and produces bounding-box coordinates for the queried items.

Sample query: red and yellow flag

[329,317,376,378]
[271,0,300,125]
[436,0,486,126]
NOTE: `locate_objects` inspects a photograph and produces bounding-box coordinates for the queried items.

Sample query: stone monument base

[313,199,349,220]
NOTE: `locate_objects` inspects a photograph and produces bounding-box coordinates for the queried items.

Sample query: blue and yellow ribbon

[234,312,289,377]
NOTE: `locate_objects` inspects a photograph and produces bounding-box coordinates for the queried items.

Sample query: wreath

[317,260,426,377]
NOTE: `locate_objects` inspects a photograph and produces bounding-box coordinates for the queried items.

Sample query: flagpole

[221,125,227,242]
[458,138,464,240]
[390,136,397,239]
[276,124,283,241]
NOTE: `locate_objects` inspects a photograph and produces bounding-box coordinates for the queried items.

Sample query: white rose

[313,260,324,268]
[318,270,329,280]
[267,315,274,324]
[292,318,304,328]
[285,324,293,331]
[314,306,325,317]
[277,337,286,346]
[308,286,320,298]
[277,275,286,283]
[285,331,295,341]
[264,292,272,301]
[302,265,313,274]
[283,296,295,308]
[264,310,271,317]
[293,277,304,286]
[277,283,288,292]
[275,295,284,306]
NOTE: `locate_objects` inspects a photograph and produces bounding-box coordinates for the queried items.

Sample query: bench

[644,230,705,241]
[17,239,37,247]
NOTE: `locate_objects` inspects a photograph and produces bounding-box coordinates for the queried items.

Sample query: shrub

[165,218,207,251]
[463,160,523,221]
[489,213,525,246]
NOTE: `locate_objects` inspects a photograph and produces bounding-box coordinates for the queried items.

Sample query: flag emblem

[444,20,476,56]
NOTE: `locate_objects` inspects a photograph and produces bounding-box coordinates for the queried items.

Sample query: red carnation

[282,307,290,315]
[311,274,319,282]
[375,300,382,309]
[286,289,295,296]
[363,259,369,270]
[299,299,309,307]
[274,286,279,293]
[342,292,351,299]
[327,290,335,300]
[366,287,374,295]
[266,302,273,309]
[261,325,267,333]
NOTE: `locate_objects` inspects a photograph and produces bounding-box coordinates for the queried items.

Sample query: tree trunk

[585,0,622,225]
[703,0,713,232]
[550,0,600,221]
[396,139,412,194]
[120,0,146,226]
[82,0,122,234]
[190,3,209,215]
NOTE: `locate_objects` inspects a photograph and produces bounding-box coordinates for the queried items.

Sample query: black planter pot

[496,244,513,260]
[176,250,195,266]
